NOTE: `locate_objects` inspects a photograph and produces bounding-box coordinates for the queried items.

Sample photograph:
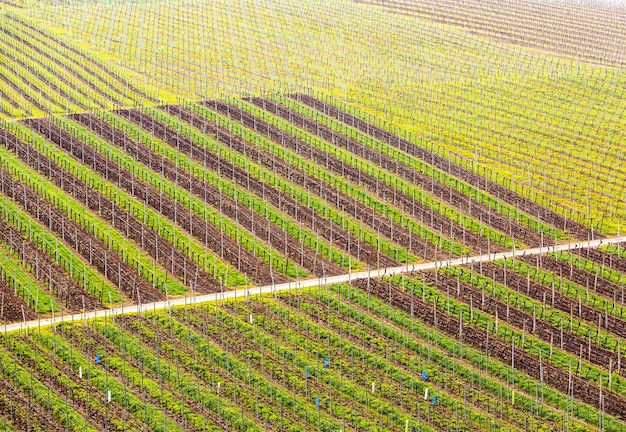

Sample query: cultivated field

[0,93,585,316]
[0,0,624,430]
[11,0,626,232]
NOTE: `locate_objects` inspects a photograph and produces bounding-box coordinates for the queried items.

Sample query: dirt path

[1,236,619,334]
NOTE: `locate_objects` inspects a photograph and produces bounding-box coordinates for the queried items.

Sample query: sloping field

[356,0,626,67]
[0,93,589,319]
[0,0,624,430]
[3,252,626,430]
[7,0,626,234]
[0,92,623,429]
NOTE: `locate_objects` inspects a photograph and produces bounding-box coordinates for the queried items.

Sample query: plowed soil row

[196,100,458,258]
[163,104,406,269]
[160,104,396,267]
[422,270,618,372]
[23,117,275,285]
[477,262,626,344]
[2,125,217,296]
[0,216,98,311]
[292,94,595,240]
[0,276,35,322]
[0,168,150,304]
[249,97,544,248]
[529,254,624,306]
[354,278,626,418]
[106,108,343,276]
[577,246,626,276]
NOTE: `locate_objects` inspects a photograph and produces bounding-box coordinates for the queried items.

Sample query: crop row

[0,86,605,319]
[0,13,166,119]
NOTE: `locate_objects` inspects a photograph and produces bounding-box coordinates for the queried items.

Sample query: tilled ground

[353,277,626,419]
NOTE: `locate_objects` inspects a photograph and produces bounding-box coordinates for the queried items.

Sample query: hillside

[0,0,624,430]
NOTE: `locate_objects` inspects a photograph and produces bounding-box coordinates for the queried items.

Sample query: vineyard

[0,0,625,430]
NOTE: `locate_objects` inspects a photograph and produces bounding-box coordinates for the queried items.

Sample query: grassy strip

[0,241,58,314]
[101,110,355,270]
[0,62,66,113]
[2,16,136,108]
[275,95,566,241]
[318,90,608,233]
[602,245,626,260]
[3,332,139,431]
[60,323,228,432]
[54,115,304,279]
[0,84,27,118]
[8,13,167,105]
[6,120,244,288]
[0,74,41,118]
[120,314,313,432]
[2,16,137,108]
[0,417,12,432]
